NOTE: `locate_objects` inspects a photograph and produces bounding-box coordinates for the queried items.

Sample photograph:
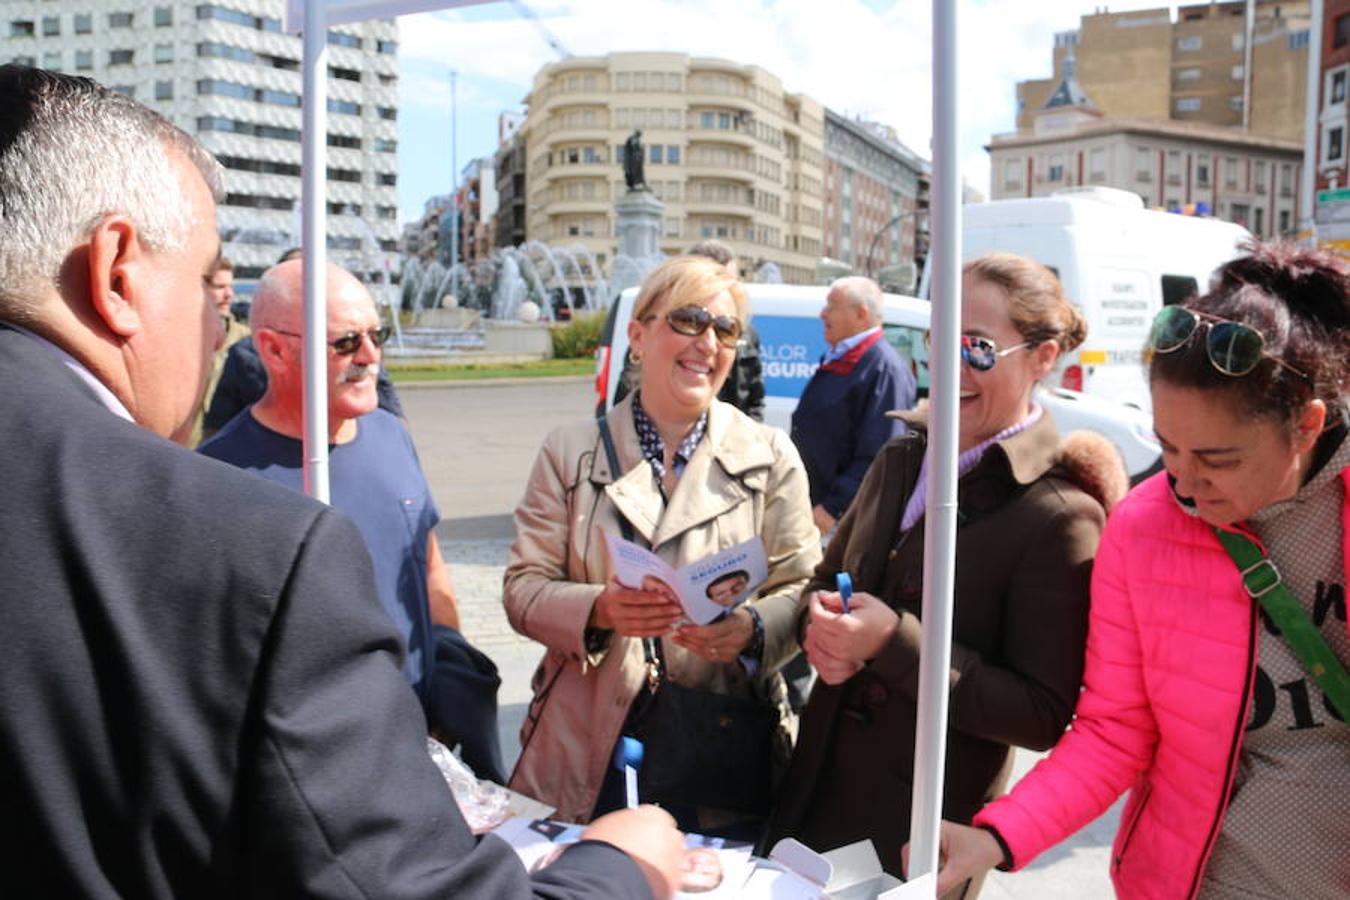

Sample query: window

[331,66,360,82]
[373,138,396,153]
[1197,157,1211,186]
[1231,65,1244,80]
[666,145,680,164]
[327,31,362,49]
[1289,30,1310,51]
[1177,67,1201,82]
[262,89,300,107]
[1167,151,1181,184]
[327,167,362,183]
[1332,70,1347,106]
[41,16,59,36]
[1336,14,1350,49]
[1254,207,1264,235]
[196,5,282,32]
[1176,97,1201,113]
[1231,202,1250,227]
[1225,156,1239,188]
[582,146,601,163]
[42,51,61,70]
[700,111,714,128]
[1229,96,1244,111]
[718,112,732,129]
[1281,163,1294,196]
[1177,35,1203,51]
[1161,275,1198,307]
[649,144,662,164]
[1003,158,1022,186]
[11,56,35,67]
[111,85,135,99]
[1047,155,1064,182]
[155,80,174,100]
[1255,161,1267,192]
[10,20,35,37]
[155,43,174,64]
[109,49,134,66]
[1231,32,1245,51]
[108,12,134,28]
[74,14,92,34]
[377,106,397,121]
[328,99,361,115]
[328,133,361,149]
[1279,209,1291,233]
[378,40,397,54]
[75,49,93,70]
[1328,126,1344,163]
[1136,147,1153,179]
[377,173,397,186]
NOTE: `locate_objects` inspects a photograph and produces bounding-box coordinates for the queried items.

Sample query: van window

[884,324,929,399]
[1161,275,1198,307]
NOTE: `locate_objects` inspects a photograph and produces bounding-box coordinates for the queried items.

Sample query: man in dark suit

[0,65,680,899]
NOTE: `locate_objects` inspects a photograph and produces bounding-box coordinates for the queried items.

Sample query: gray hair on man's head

[0,66,225,319]
[829,276,884,324]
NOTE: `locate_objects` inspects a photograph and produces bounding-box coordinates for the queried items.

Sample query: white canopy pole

[908,0,962,884]
[301,0,332,503]
[1300,0,1324,245]
[289,0,498,502]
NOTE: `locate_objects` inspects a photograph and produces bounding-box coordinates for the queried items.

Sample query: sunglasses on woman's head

[652,305,743,348]
[924,332,1035,372]
[1147,306,1307,380]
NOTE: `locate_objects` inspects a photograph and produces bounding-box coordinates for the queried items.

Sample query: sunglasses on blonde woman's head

[644,305,743,348]
[1147,306,1308,381]
[924,332,1036,372]
[270,325,392,356]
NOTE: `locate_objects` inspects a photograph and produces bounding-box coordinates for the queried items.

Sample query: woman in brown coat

[504,256,821,834]
[764,253,1127,890]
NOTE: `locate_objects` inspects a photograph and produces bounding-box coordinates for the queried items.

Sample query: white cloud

[396,0,1179,213]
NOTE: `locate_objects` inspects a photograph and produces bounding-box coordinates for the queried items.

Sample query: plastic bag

[426,736,512,832]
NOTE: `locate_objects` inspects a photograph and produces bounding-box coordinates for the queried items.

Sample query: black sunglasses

[645,305,743,349]
[924,331,1035,372]
[271,325,392,356]
[1147,306,1307,380]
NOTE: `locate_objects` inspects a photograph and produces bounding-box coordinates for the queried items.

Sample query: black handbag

[596,416,777,817]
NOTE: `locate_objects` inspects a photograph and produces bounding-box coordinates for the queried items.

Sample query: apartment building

[990,114,1302,239]
[822,110,929,282]
[521,52,826,285]
[3,1,401,285]
[1016,3,1310,143]
[494,111,528,251]
[456,157,498,265]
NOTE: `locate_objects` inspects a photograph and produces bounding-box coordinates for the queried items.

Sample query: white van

[594,282,1162,477]
[962,187,1250,411]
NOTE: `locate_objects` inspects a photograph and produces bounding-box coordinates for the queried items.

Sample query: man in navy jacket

[0,65,681,900]
[790,277,916,534]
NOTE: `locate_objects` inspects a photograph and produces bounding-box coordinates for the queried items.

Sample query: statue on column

[622,129,647,191]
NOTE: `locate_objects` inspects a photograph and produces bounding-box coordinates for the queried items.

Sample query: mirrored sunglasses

[924,331,1034,372]
[1147,306,1307,380]
[660,305,743,348]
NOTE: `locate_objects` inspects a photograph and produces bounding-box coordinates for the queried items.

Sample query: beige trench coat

[504,397,821,823]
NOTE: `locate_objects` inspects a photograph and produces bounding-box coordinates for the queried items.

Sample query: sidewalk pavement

[444,536,1120,899]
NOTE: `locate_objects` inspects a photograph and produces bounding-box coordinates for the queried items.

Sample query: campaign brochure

[739,838,931,899]
[604,534,768,625]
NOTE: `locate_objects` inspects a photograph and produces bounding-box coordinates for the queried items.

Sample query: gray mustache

[337,364,377,384]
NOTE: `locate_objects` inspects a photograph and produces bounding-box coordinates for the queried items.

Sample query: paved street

[402,378,1119,897]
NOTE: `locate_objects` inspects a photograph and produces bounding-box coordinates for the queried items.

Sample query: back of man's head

[0,66,223,323]
[829,276,884,326]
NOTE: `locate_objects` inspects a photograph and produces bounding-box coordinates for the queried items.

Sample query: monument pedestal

[614,189,665,260]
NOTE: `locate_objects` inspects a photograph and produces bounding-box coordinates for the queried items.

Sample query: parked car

[595,282,1161,479]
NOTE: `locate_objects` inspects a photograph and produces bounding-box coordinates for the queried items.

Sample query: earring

[631,349,642,363]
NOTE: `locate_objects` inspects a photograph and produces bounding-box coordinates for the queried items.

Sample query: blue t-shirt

[199,408,438,694]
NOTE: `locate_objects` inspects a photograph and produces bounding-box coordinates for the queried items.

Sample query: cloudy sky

[393,1,1181,224]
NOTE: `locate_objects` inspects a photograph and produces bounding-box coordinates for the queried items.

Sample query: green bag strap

[1212,526,1350,720]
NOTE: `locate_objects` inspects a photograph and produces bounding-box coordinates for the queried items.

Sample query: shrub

[550,311,605,359]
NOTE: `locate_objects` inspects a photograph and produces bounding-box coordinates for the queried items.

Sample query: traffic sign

[1316,187,1350,204]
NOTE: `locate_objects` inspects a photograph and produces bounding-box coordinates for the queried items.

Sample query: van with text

[962,186,1251,411]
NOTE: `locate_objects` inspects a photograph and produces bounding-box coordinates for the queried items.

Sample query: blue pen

[612,736,644,808]
[836,571,853,614]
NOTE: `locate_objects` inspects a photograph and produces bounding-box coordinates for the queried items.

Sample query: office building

[3,1,401,284]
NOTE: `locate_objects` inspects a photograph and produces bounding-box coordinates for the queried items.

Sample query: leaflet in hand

[604,534,768,625]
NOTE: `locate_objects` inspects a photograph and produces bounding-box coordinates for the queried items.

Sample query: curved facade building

[523,52,826,284]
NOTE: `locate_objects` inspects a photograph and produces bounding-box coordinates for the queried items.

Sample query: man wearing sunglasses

[199,261,505,780]
[791,277,916,535]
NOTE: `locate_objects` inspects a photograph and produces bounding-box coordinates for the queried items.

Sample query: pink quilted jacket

[974,468,1350,900]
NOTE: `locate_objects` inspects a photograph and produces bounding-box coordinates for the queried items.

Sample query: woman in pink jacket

[929,243,1350,900]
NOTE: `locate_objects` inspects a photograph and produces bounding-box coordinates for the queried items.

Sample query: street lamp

[864,206,927,277]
